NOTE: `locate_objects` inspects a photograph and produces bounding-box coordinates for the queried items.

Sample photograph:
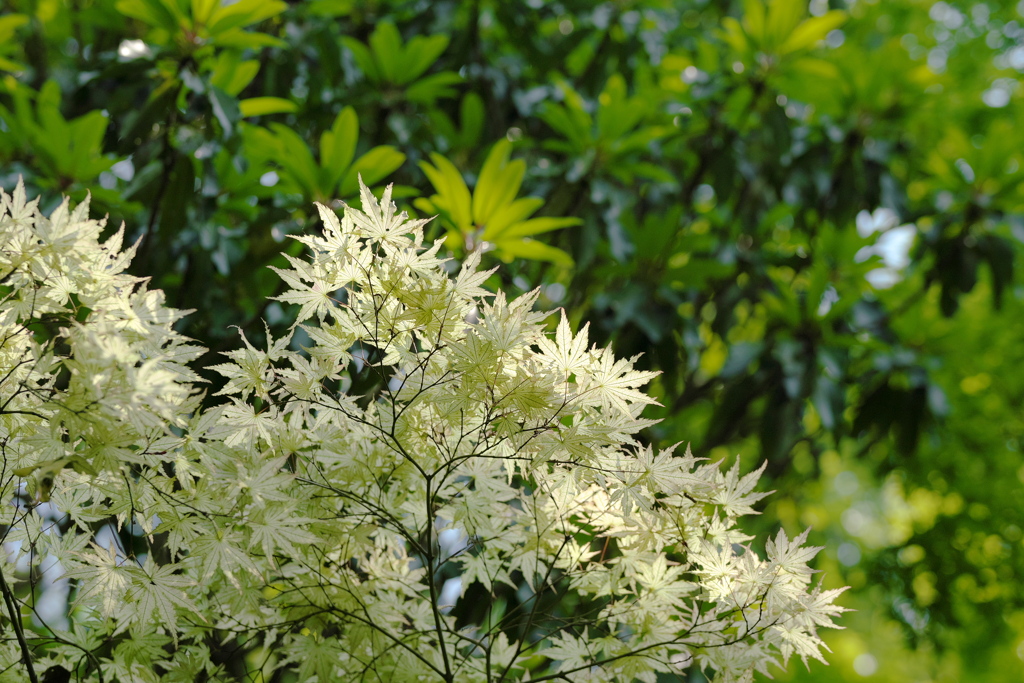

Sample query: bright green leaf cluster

[342,21,462,105]
[242,107,405,202]
[721,0,846,64]
[417,139,581,265]
[116,0,287,52]
[0,81,117,189]
[540,74,674,185]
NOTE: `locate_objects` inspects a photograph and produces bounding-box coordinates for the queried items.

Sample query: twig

[0,566,39,683]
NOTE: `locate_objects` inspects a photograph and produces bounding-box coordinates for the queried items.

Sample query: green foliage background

[2,0,1022,679]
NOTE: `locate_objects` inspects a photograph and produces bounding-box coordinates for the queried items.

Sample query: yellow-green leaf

[495,239,574,267]
[419,153,473,231]
[368,21,403,83]
[742,0,766,41]
[473,139,519,225]
[207,0,287,35]
[779,11,846,54]
[481,197,544,240]
[239,97,297,117]
[339,146,405,196]
[191,0,219,26]
[320,106,358,191]
[765,0,805,48]
[500,216,582,240]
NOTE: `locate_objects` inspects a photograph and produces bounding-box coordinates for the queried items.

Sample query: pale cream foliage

[0,180,846,682]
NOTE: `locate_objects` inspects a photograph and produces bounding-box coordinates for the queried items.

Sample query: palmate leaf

[714,459,772,517]
[65,544,132,620]
[541,631,591,671]
[219,399,278,448]
[579,347,660,416]
[765,527,822,578]
[771,622,831,665]
[636,442,709,497]
[285,633,347,681]
[269,262,337,323]
[247,506,318,565]
[126,561,202,636]
[187,528,262,586]
[536,310,591,377]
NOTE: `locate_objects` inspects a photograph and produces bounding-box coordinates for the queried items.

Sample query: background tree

[1,0,1022,680]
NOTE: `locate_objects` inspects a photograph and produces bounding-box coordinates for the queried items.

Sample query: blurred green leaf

[239,96,298,117]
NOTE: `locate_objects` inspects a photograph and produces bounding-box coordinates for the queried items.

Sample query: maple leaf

[247,507,318,566]
[636,554,696,608]
[219,399,278,448]
[269,254,339,324]
[713,459,772,517]
[765,528,822,579]
[62,543,133,622]
[125,560,201,637]
[186,528,262,587]
[578,346,660,416]
[536,310,591,378]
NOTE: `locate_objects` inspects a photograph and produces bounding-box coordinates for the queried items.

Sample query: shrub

[0,181,844,682]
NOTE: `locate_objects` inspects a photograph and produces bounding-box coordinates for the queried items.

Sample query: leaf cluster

[0,182,846,681]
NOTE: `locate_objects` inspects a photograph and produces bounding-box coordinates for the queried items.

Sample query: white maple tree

[0,180,846,682]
